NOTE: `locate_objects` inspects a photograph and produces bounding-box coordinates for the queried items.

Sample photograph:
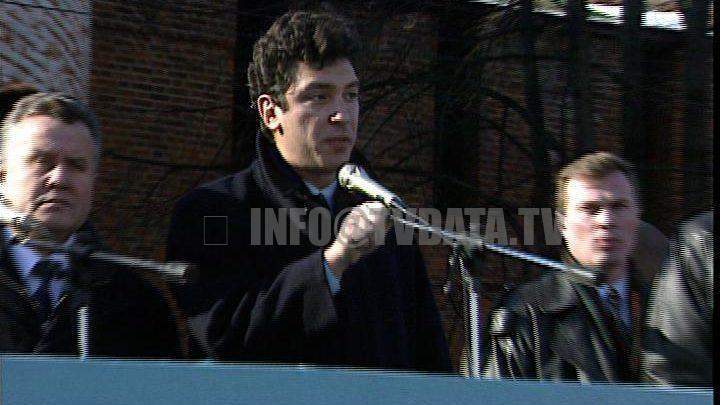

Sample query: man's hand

[324,201,390,277]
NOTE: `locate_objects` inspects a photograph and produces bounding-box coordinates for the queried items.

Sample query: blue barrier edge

[0,355,712,405]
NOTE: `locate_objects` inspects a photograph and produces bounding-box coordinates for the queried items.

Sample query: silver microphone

[0,194,52,242]
[337,164,408,209]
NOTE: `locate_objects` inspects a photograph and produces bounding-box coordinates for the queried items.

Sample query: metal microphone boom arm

[389,208,598,285]
[0,194,194,283]
[334,167,598,284]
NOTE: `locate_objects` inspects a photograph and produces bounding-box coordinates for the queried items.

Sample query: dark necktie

[314,192,337,215]
[31,259,67,322]
[316,192,330,208]
[607,287,630,343]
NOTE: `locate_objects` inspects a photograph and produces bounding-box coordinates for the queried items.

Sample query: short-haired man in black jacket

[483,152,653,382]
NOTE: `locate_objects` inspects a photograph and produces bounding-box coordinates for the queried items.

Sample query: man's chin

[314,159,350,174]
[592,256,628,276]
[591,257,613,268]
[319,150,352,165]
[30,220,78,243]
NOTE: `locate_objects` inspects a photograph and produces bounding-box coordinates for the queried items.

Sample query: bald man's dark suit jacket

[0,227,185,358]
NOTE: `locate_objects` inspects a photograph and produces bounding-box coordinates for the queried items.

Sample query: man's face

[272,58,359,174]
[560,171,640,280]
[1,115,96,242]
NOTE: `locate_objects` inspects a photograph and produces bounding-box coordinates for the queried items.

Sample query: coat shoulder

[173,164,259,215]
[501,272,578,314]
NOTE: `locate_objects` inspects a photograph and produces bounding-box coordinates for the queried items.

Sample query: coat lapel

[562,284,618,381]
[532,271,619,381]
[1,236,44,351]
[0,235,40,315]
[250,132,370,240]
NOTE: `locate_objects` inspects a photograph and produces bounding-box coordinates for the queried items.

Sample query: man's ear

[257,95,283,133]
[555,210,566,236]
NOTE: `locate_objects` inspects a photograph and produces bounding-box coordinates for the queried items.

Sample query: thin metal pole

[389,212,597,284]
[457,247,482,378]
[77,306,89,360]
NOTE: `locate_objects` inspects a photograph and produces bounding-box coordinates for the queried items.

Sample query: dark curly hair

[247,10,360,138]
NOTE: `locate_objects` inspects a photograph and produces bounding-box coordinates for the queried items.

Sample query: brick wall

[90,1,237,259]
[441,4,713,368]
[0,1,92,98]
[467,7,713,239]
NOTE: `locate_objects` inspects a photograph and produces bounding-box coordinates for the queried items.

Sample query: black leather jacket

[642,210,713,387]
[482,260,654,383]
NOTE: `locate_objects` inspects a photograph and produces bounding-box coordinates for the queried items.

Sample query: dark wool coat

[166,134,451,373]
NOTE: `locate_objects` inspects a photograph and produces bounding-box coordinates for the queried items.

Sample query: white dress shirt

[3,228,72,306]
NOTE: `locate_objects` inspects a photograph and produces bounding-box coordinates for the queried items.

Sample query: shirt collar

[597,271,630,300]
[304,180,338,210]
[562,247,631,301]
[3,228,72,282]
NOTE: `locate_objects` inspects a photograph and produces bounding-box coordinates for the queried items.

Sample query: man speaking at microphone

[1,93,183,357]
[166,10,451,371]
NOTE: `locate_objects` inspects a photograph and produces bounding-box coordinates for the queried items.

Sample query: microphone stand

[388,207,598,285]
[448,242,483,377]
[17,235,194,359]
[1,196,192,358]
[336,164,598,375]
[68,254,92,360]
[387,205,598,378]
[23,238,194,284]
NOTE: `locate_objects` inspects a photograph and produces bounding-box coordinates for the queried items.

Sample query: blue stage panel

[0,356,712,405]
